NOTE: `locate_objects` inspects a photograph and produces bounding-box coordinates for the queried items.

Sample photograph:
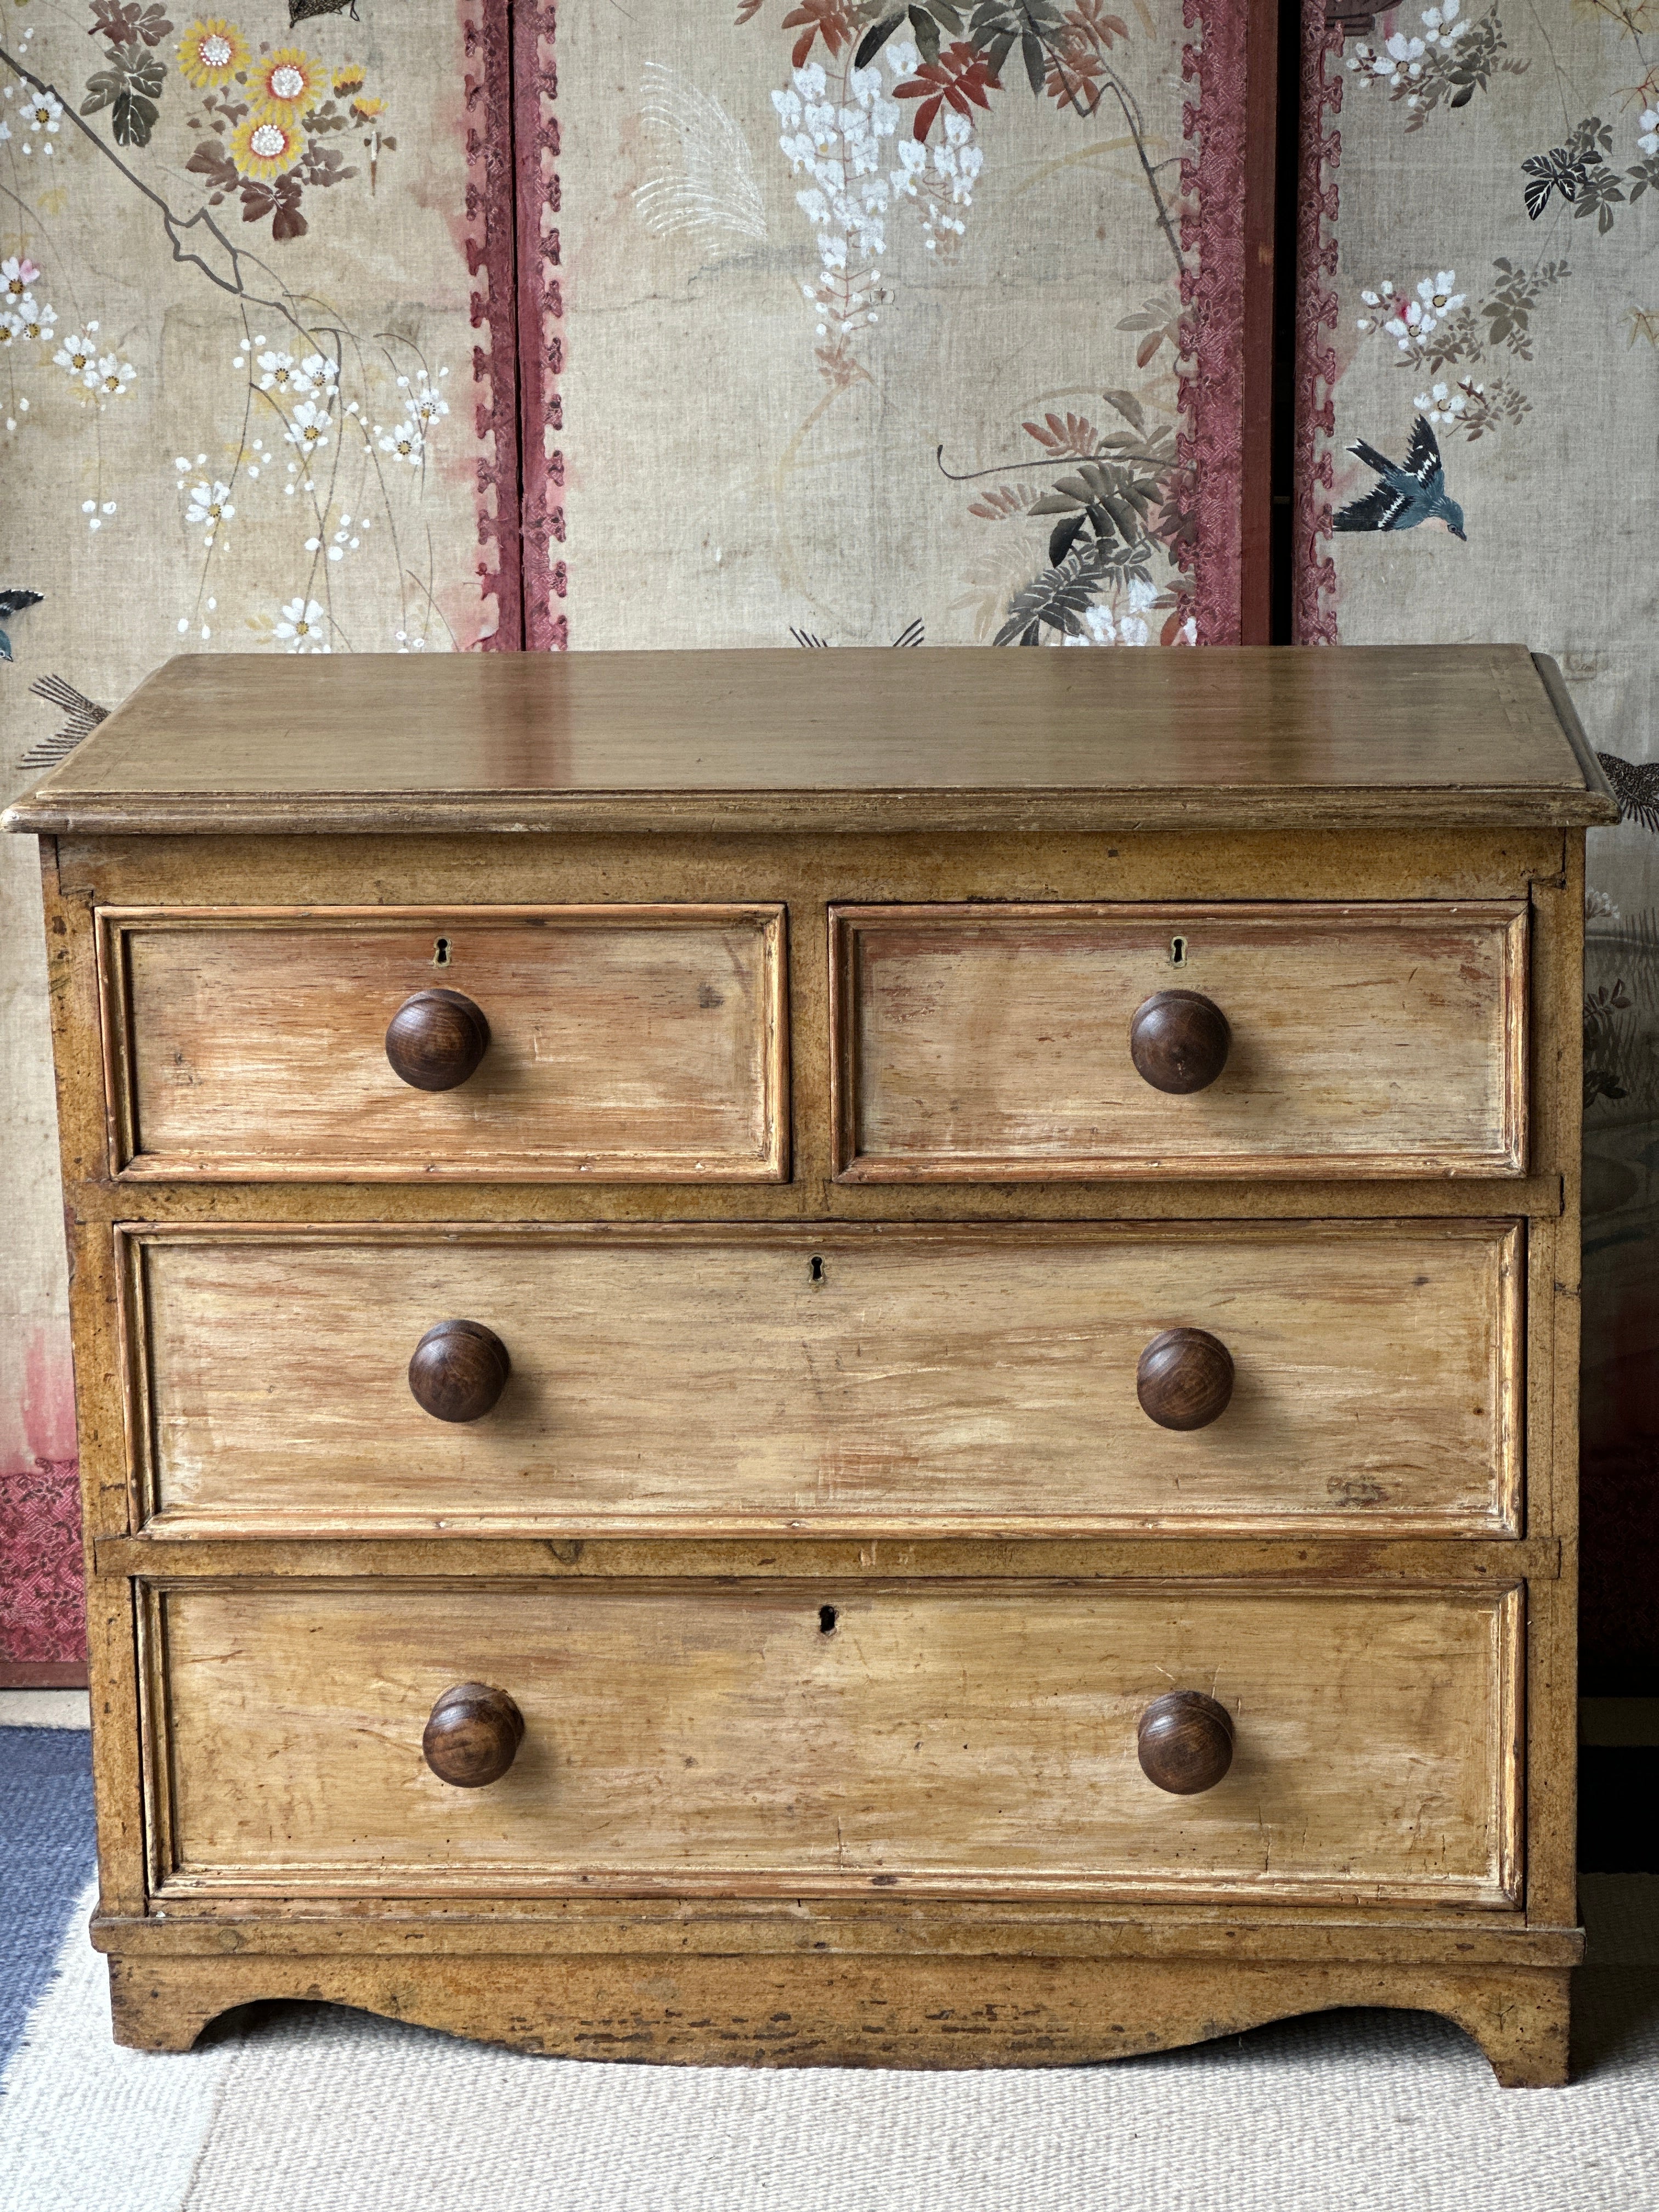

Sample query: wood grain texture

[13,666,1591,2078]
[833,902,1528,1181]
[125,1221,1523,1537]
[1,647,1618,837]
[97,906,788,1182]
[97,1949,1575,2085]
[145,1579,1522,1906]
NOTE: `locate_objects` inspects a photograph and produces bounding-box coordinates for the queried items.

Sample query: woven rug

[0,1725,93,2072]
[2,1869,1655,2212]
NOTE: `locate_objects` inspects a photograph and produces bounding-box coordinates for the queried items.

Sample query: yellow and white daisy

[230,111,304,183]
[250,47,325,122]
[177,19,249,89]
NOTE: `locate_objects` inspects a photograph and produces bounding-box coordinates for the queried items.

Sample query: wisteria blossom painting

[563,0,1234,654]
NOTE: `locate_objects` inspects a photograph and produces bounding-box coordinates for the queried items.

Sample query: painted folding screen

[0,0,520,1675]
[1295,0,1659,1684]
[1,0,1267,1673]
[520,0,1268,651]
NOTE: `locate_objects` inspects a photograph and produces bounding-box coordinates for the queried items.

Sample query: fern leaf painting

[634,63,768,244]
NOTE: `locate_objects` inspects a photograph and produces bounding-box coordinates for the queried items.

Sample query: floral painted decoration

[249,45,324,121]
[230,108,303,180]
[177,17,247,89]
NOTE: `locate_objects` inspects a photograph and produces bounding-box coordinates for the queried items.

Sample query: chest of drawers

[5,644,1615,2085]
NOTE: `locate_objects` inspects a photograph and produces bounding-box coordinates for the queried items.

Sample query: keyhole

[808,1255,825,1285]
[819,1605,838,1634]
[433,936,452,968]
[1170,935,1187,968]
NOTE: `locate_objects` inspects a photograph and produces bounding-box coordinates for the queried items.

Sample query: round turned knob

[385,988,490,1091]
[1127,989,1231,1094]
[408,1318,510,1423]
[422,1683,524,1788]
[1136,1327,1234,1431]
[1137,1689,1235,1796]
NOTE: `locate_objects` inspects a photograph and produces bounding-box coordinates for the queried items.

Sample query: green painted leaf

[110,87,158,145]
[855,11,906,69]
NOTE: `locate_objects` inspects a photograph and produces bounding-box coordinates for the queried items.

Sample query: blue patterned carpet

[0,1728,95,2078]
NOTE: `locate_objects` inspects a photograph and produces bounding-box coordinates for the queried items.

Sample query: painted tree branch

[0,43,306,332]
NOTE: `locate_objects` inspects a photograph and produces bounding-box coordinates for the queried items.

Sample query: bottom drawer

[146,1582,1522,1907]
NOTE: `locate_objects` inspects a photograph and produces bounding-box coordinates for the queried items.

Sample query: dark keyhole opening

[433,936,452,967]
[1170,935,1187,968]
[809,1255,825,1284]
[819,1605,838,1634]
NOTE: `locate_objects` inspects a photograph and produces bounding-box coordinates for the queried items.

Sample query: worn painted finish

[5,646,1601,2083]
[832,902,1530,1180]
[126,1220,1522,1537]
[98,906,788,1182]
[145,1579,1521,1908]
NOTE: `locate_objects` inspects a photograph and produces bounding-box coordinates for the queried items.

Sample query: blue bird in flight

[1334,416,1467,540]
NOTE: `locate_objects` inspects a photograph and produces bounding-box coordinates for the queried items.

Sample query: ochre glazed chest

[5,644,1616,2084]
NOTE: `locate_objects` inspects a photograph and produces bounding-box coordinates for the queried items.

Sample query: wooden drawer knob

[385,988,490,1091]
[422,1683,524,1788]
[1137,1689,1235,1795]
[1136,1327,1234,1431]
[1128,990,1231,1094]
[408,1319,510,1423]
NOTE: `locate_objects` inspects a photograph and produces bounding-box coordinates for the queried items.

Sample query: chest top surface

[2,645,1617,838]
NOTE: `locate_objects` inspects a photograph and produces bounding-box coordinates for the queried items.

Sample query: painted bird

[1334,416,1466,540]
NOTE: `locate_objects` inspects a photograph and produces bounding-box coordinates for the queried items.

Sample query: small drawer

[97,905,788,1181]
[124,1219,1522,1538]
[831,902,1527,1180]
[144,1580,1522,1906]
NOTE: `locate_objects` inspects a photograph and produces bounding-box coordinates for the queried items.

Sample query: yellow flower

[332,62,365,97]
[250,46,324,121]
[229,110,305,182]
[351,95,387,124]
[177,17,249,88]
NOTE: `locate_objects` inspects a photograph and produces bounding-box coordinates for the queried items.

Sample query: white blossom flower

[1118,576,1159,647]
[23,89,60,136]
[13,302,55,343]
[1,254,40,305]
[184,479,235,535]
[409,369,449,428]
[285,400,330,454]
[0,312,22,352]
[1413,380,1467,427]
[257,348,297,392]
[393,627,430,652]
[275,597,329,652]
[1586,889,1621,924]
[1418,269,1464,314]
[53,330,99,383]
[93,353,136,398]
[1063,603,1117,647]
[376,419,422,465]
[293,351,338,400]
[1640,109,1659,159]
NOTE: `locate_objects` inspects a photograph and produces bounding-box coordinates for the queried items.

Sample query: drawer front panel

[148,1581,1521,1904]
[831,902,1528,1180]
[129,1221,1521,1537]
[98,906,788,1180]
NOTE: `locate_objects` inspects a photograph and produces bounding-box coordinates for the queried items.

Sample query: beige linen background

[1305,0,1659,1673]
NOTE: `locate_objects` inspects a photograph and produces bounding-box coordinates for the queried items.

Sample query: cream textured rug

[2,1878,1656,2212]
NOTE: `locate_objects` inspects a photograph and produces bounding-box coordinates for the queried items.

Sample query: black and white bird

[1334,416,1467,540]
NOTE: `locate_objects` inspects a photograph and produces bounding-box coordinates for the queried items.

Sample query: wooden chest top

[2,645,1618,837]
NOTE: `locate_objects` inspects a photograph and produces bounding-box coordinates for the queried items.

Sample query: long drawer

[831,901,1528,1180]
[96,905,788,1181]
[144,1580,1522,1905]
[125,1220,1523,1537]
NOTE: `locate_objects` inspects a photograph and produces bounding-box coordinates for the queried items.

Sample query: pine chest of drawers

[5,645,1616,2084]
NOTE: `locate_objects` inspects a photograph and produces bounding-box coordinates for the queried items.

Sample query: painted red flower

[892,42,1002,141]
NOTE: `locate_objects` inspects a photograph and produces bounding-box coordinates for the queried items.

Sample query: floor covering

[2,1718,1655,2211]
